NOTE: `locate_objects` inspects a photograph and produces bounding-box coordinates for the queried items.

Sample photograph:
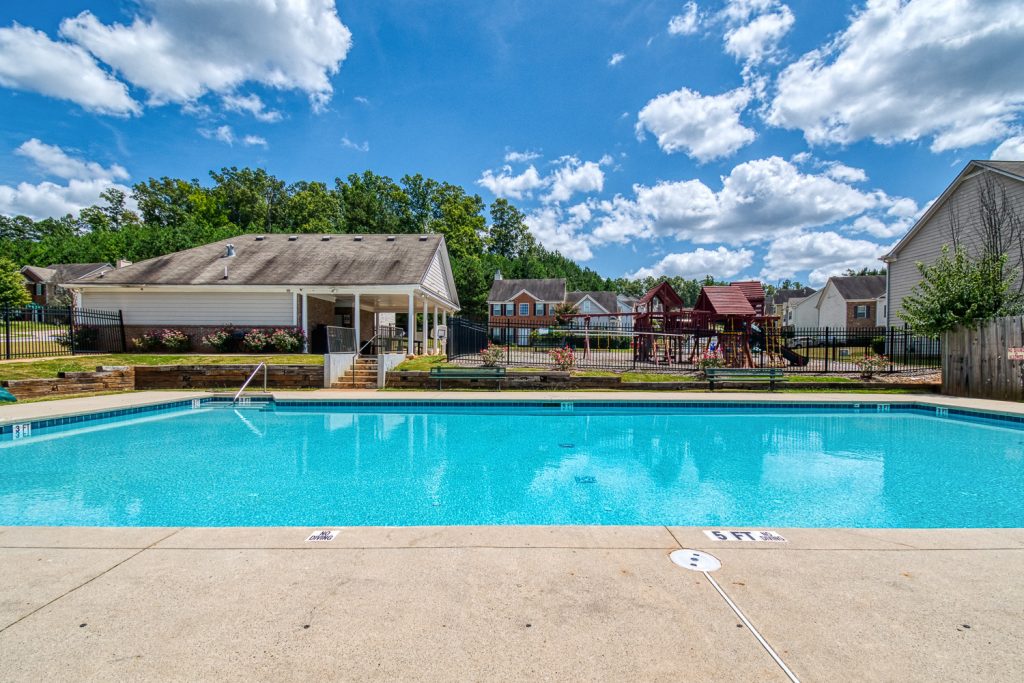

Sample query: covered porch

[295,286,457,357]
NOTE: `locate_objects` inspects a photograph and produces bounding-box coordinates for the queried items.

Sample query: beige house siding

[422,248,454,304]
[887,169,1024,325]
[790,290,822,327]
[80,289,294,326]
[817,282,848,328]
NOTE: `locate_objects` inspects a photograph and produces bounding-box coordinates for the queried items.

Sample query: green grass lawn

[0,354,322,381]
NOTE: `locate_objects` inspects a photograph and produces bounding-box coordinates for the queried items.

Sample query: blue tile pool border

[3,396,1024,437]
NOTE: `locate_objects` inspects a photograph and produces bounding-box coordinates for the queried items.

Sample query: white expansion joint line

[704,570,801,683]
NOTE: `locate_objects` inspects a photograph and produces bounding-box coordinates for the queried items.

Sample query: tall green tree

[900,246,1023,337]
[487,199,534,259]
[0,257,31,308]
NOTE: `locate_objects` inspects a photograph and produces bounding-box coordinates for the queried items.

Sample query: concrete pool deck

[1,390,1023,680]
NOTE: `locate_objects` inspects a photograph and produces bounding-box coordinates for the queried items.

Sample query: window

[519,303,530,316]
[854,304,869,319]
[503,303,514,316]
[491,304,501,317]
[535,302,545,316]
[580,299,592,314]
[35,284,44,296]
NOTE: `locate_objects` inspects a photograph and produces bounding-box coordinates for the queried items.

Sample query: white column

[421,298,428,356]
[432,305,438,355]
[442,309,447,327]
[407,293,415,355]
[353,292,361,355]
[291,292,297,326]
[301,291,309,352]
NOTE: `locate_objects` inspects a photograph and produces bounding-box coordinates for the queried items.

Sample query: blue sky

[2,0,1023,286]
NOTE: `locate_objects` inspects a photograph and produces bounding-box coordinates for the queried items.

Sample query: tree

[899,246,1022,337]
[552,301,578,325]
[0,257,31,308]
[487,199,535,259]
[843,267,884,276]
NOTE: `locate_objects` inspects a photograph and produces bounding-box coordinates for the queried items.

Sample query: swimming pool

[1,399,1022,527]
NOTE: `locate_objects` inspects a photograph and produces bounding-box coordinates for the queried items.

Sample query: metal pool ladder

[233,362,267,404]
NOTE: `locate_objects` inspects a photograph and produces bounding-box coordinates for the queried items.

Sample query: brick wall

[845,302,876,330]
[2,367,134,400]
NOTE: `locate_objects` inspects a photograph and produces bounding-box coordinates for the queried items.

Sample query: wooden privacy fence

[942,316,1024,400]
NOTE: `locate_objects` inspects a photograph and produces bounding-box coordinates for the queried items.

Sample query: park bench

[705,367,786,391]
[429,366,506,390]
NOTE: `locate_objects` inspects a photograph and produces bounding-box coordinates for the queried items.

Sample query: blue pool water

[1,401,1022,527]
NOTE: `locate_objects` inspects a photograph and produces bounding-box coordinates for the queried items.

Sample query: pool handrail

[233,362,267,403]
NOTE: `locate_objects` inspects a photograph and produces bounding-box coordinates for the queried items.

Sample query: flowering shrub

[132,328,191,352]
[857,353,889,379]
[54,325,99,350]
[549,345,575,371]
[269,327,306,353]
[696,352,725,375]
[480,344,505,367]
[201,327,235,352]
[241,328,271,353]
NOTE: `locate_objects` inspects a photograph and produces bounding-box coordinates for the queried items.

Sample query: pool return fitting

[670,549,800,683]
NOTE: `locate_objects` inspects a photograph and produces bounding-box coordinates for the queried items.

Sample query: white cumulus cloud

[524,205,594,261]
[722,1,794,66]
[504,149,541,163]
[58,0,352,111]
[222,93,282,122]
[0,24,140,115]
[767,0,1024,152]
[15,138,128,181]
[608,52,626,66]
[636,86,755,161]
[477,165,544,200]
[628,246,754,279]
[760,230,890,285]
[543,156,606,203]
[992,135,1024,160]
[1,139,132,219]
[668,2,701,36]
[340,136,369,152]
[591,156,897,246]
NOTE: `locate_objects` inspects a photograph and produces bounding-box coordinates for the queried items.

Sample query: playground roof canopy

[730,280,766,303]
[635,281,686,310]
[695,286,756,316]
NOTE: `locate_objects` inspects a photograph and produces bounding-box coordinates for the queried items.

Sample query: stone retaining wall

[387,370,940,393]
[2,366,135,400]
[133,364,323,390]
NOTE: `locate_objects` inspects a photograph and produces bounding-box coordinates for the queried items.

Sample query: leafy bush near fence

[201,326,236,352]
[236,327,306,353]
[132,328,191,352]
[54,325,100,351]
[480,344,505,367]
[871,336,886,355]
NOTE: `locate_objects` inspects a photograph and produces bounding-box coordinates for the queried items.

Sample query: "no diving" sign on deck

[704,530,788,542]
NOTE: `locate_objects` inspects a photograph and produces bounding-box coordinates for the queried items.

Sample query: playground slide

[779,345,809,367]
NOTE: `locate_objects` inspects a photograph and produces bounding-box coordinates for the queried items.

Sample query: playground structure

[566,280,808,369]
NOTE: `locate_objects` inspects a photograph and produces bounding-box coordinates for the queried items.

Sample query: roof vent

[321,235,331,241]
[288,235,298,241]
[418,235,428,241]
[386,235,396,241]
[224,244,236,258]
[254,235,265,241]
[353,236,363,242]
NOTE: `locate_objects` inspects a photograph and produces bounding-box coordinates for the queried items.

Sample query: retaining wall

[2,366,134,400]
[133,364,323,390]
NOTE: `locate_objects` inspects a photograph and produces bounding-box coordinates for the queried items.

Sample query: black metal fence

[447,318,940,374]
[1,305,126,359]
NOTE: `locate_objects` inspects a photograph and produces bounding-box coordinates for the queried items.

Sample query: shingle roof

[730,280,765,303]
[24,263,110,283]
[829,275,886,301]
[567,291,618,314]
[488,278,566,302]
[636,281,686,309]
[71,234,445,288]
[771,287,816,305]
[49,263,112,283]
[696,286,756,316]
[974,160,1024,181]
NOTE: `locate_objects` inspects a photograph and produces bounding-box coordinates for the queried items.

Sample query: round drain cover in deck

[670,549,721,572]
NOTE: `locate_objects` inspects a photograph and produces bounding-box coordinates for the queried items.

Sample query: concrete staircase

[332,356,378,389]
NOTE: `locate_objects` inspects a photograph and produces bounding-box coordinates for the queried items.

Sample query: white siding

[790,291,822,327]
[422,249,453,303]
[79,289,294,326]
[888,170,1024,325]
[817,283,848,328]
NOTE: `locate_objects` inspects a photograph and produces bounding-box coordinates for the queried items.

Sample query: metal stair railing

[233,362,267,403]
